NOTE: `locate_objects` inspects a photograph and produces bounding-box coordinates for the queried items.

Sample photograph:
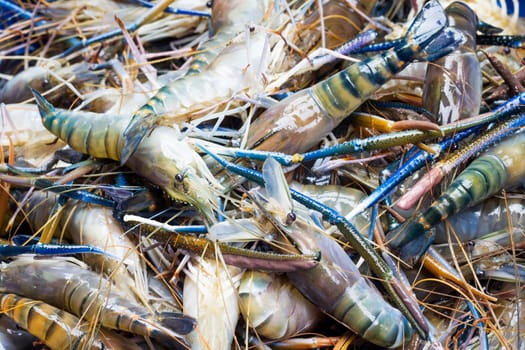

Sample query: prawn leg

[345,125,480,219]
[0,174,115,208]
[0,242,118,258]
[398,111,525,210]
[476,34,525,48]
[56,0,200,58]
[0,0,80,53]
[6,234,120,259]
[123,215,319,271]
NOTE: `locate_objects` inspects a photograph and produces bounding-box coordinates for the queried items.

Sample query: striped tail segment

[0,292,106,350]
[388,131,525,263]
[312,0,454,120]
[32,89,127,161]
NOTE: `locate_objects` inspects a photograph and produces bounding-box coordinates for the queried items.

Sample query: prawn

[0,292,142,350]
[238,270,323,340]
[247,157,414,348]
[183,256,243,350]
[387,130,525,265]
[121,0,273,162]
[200,144,430,341]
[246,0,463,154]
[32,89,221,223]
[20,191,149,305]
[0,256,196,348]
[422,2,482,125]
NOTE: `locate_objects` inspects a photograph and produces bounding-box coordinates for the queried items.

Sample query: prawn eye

[285,211,296,225]
[175,173,185,183]
[206,1,213,8]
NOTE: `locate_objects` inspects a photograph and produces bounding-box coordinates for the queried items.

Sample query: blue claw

[33,179,116,208]
[216,91,525,167]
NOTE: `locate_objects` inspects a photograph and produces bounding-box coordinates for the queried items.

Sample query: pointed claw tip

[120,134,147,164]
[30,88,54,116]
[120,148,131,165]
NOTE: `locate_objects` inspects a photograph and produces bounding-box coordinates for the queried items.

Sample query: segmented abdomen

[35,91,128,161]
[0,257,181,341]
[0,292,106,350]
[390,131,525,250]
[312,47,413,120]
[288,262,412,348]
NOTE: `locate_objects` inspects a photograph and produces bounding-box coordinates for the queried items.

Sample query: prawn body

[255,158,414,348]
[389,131,525,263]
[22,191,148,303]
[0,257,195,347]
[1,293,108,350]
[183,257,243,350]
[238,270,322,340]
[121,0,272,162]
[284,223,413,348]
[434,195,525,243]
[33,90,221,223]
[248,0,461,153]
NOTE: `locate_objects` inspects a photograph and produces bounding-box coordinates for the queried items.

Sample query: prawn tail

[31,89,55,122]
[401,0,462,62]
[419,27,466,61]
[157,312,196,335]
[121,109,157,165]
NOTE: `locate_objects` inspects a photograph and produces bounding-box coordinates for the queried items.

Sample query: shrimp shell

[183,257,243,350]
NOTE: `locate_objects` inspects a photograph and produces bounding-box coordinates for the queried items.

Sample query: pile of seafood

[1,0,525,348]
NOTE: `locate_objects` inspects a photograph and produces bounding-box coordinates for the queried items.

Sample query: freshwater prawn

[238,270,323,340]
[0,292,142,350]
[387,130,525,265]
[121,0,274,163]
[246,0,464,154]
[32,89,221,223]
[19,191,150,305]
[422,1,482,125]
[0,256,195,348]
[246,157,414,348]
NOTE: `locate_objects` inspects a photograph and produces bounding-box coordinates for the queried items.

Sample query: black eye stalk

[286,212,296,225]
[175,173,185,183]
